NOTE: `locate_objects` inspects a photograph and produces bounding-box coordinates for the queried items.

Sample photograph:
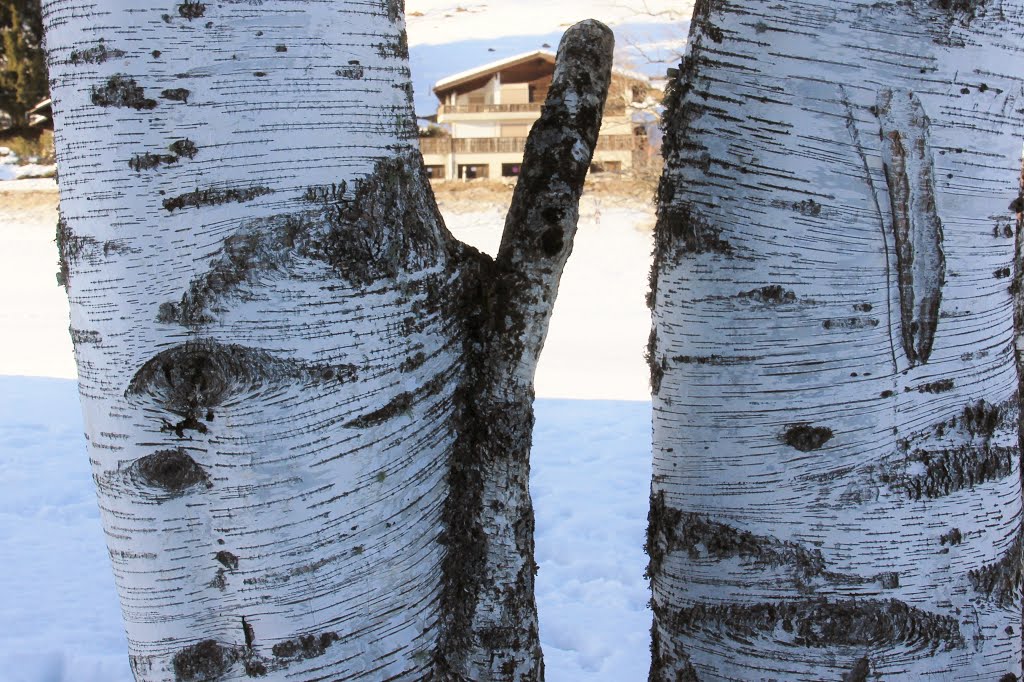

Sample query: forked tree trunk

[42,2,613,680]
[648,0,1024,679]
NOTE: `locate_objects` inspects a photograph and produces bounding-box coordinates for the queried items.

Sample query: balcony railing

[438,102,628,116]
[440,103,542,114]
[419,134,642,156]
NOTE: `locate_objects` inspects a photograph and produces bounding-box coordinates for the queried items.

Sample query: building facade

[419,51,652,180]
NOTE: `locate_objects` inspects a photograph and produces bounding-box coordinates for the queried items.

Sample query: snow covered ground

[0,183,656,681]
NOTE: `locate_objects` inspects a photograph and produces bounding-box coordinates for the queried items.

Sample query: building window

[591,161,622,174]
[424,165,445,179]
[458,164,489,180]
[501,163,521,177]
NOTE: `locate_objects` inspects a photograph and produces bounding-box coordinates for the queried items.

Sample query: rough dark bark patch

[783,424,834,451]
[170,139,198,158]
[161,88,191,103]
[215,551,238,570]
[968,529,1023,606]
[843,658,870,682]
[178,1,206,19]
[899,445,1015,499]
[674,354,759,366]
[132,449,209,493]
[129,152,178,172]
[91,75,157,110]
[306,153,447,285]
[55,215,85,287]
[172,640,235,681]
[915,378,955,393]
[737,285,796,304]
[70,43,125,64]
[271,632,340,662]
[660,598,964,650]
[657,203,733,258]
[962,399,1001,438]
[376,32,409,60]
[646,493,828,580]
[822,317,879,330]
[335,62,364,80]
[162,186,273,212]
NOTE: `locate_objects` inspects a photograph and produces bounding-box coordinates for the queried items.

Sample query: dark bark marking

[178,1,206,20]
[783,424,834,451]
[656,202,733,259]
[335,61,364,80]
[890,445,1015,499]
[658,598,964,651]
[540,227,564,257]
[70,42,125,64]
[215,551,239,570]
[129,152,178,172]
[344,391,413,428]
[673,354,759,366]
[172,640,235,681]
[968,528,1023,607]
[91,75,157,110]
[271,632,340,661]
[646,493,828,580]
[55,215,85,287]
[158,156,445,324]
[161,88,191,103]
[999,674,1018,682]
[843,658,870,682]
[382,0,403,22]
[307,153,447,285]
[940,528,963,545]
[995,266,1011,279]
[170,139,198,158]
[915,378,954,393]
[399,351,427,373]
[162,186,273,212]
[878,89,945,366]
[792,198,822,216]
[962,399,1002,438]
[70,328,102,345]
[375,31,409,60]
[822,317,880,330]
[127,341,358,433]
[132,449,209,493]
[737,285,796,304]
[929,0,987,15]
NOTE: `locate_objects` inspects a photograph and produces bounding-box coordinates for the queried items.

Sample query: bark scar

[878,88,945,366]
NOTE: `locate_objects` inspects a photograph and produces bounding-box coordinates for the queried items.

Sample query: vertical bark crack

[878,88,945,366]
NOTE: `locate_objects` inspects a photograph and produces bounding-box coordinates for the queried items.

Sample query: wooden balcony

[419,134,642,156]
[438,102,627,116]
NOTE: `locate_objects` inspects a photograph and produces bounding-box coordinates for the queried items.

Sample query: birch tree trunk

[647,0,1024,679]
[42,3,613,680]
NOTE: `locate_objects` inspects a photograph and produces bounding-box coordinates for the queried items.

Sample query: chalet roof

[432,50,650,101]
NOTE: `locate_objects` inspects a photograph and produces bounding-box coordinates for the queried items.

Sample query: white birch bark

[42,2,613,680]
[647,0,1024,679]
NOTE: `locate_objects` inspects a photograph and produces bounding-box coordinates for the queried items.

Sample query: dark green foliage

[0,0,46,129]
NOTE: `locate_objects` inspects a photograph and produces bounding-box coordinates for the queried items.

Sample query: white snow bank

[0,377,652,682]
